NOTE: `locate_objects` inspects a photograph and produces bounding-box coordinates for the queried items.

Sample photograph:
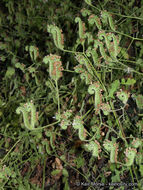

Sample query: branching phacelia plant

[56,110,72,130]
[88,82,103,114]
[101,10,116,31]
[75,17,86,42]
[25,45,39,62]
[116,89,130,104]
[47,25,64,50]
[46,0,142,177]
[72,115,86,141]
[43,54,63,82]
[103,140,118,163]
[43,54,64,115]
[84,140,101,158]
[16,100,37,130]
[124,148,137,166]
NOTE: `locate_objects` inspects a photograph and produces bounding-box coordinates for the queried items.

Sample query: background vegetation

[0,0,143,189]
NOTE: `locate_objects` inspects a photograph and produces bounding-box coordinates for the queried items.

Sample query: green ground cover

[0,0,143,189]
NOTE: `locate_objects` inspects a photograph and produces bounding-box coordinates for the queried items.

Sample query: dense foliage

[0,0,143,189]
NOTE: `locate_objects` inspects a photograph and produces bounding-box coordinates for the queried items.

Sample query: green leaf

[139,165,143,176]
[133,94,143,109]
[111,170,120,182]
[63,177,70,190]
[108,80,120,99]
[74,157,85,168]
[51,169,61,176]
[62,168,69,177]
[121,78,136,85]
[0,42,7,50]
[5,67,15,78]
[15,62,25,72]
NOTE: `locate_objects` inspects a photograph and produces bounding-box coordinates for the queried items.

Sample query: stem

[42,156,46,190]
[106,29,143,41]
[109,101,127,145]
[129,167,135,186]
[31,121,60,131]
[1,138,21,163]
[132,165,139,185]
[55,79,60,115]
[116,60,143,76]
[83,53,107,92]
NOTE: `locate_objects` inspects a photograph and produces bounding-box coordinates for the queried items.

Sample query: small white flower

[124,67,133,74]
